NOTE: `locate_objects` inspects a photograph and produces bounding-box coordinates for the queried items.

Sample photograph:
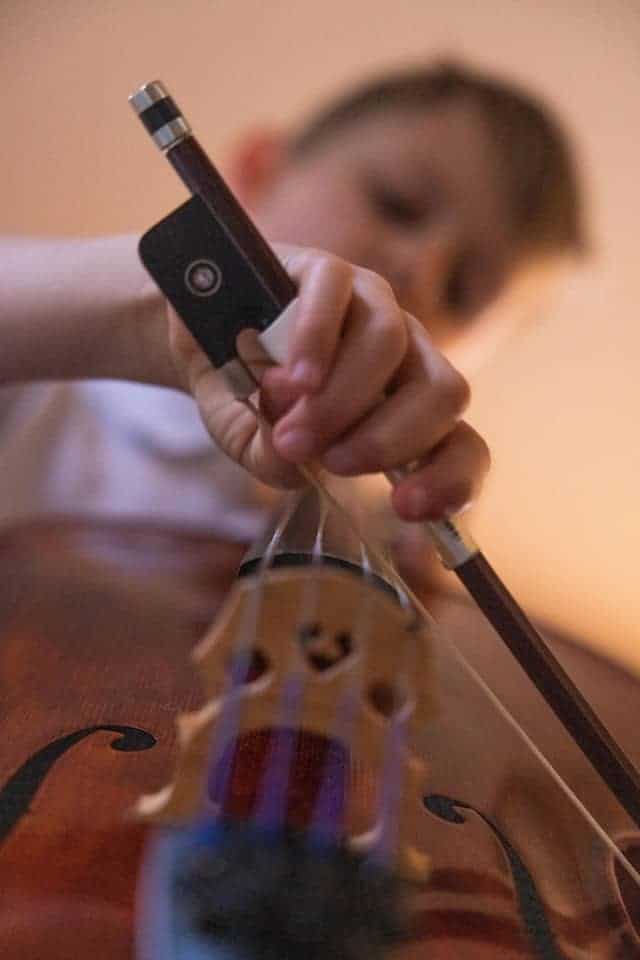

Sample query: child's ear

[224,129,288,206]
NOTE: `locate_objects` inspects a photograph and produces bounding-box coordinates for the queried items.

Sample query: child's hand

[169,244,489,523]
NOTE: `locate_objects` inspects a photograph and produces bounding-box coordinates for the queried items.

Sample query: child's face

[243,99,521,358]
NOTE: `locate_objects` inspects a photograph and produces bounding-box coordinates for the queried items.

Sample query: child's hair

[290,61,584,260]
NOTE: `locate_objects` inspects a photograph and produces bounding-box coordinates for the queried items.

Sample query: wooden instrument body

[1,518,639,958]
[0,522,244,958]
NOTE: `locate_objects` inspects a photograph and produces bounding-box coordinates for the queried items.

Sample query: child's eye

[367,180,427,227]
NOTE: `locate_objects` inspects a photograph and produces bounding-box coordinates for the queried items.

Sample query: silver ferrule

[129,80,170,114]
[150,117,191,152]
[128,80,192,152]
[427,517,478,569]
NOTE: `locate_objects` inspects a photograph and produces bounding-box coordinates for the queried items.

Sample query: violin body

[0,521,245,959]
[1,512,639,958]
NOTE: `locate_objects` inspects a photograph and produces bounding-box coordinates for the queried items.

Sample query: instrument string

[367,615,418,868]
[309,682,360,846]
[205,493,301,817]
[249,503,326,828]
[254,495,397,842]
[238,496,336,830]
[368,711,409,869]
[441,635,640,890]
[221,490,331,832]
[251,669,306,830]
[308,534,379,848]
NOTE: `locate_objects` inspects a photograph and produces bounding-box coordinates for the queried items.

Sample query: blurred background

[1,0,639,671]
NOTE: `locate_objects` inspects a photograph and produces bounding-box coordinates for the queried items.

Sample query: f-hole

[424,793,562,959]
[0,724,156,846]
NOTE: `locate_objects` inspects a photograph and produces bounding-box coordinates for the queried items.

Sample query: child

[0,62,582,546]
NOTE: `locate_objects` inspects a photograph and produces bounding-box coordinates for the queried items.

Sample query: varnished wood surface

[0,521,246,959]
[421,591,640,957]
[430,589,640,836]
[1,520,639,957]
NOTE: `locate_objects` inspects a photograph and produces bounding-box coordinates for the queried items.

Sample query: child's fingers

[391,421,490,522]
[271,298,408,463]
[277,246,354,391]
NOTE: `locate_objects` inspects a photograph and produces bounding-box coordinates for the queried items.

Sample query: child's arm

[0,235,178,388]
[0,236,489,524]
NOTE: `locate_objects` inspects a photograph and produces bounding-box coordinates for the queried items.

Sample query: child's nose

[387,222,462,322]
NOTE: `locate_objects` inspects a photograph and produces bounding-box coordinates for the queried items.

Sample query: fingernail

[426,485,472,520]
[323,445,356,474]
[444,497,472,517]
[275,428,315,462]
[405,486,430,519]
[291,360,323,391]
[426,501,472,522]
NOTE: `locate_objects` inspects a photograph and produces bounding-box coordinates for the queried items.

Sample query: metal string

[307,535,379,847]
[204,493,302,817]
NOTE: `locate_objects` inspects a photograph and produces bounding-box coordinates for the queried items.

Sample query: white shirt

[0,380,270,540]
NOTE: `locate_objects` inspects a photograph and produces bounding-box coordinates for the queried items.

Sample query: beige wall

[2,0,640,670]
